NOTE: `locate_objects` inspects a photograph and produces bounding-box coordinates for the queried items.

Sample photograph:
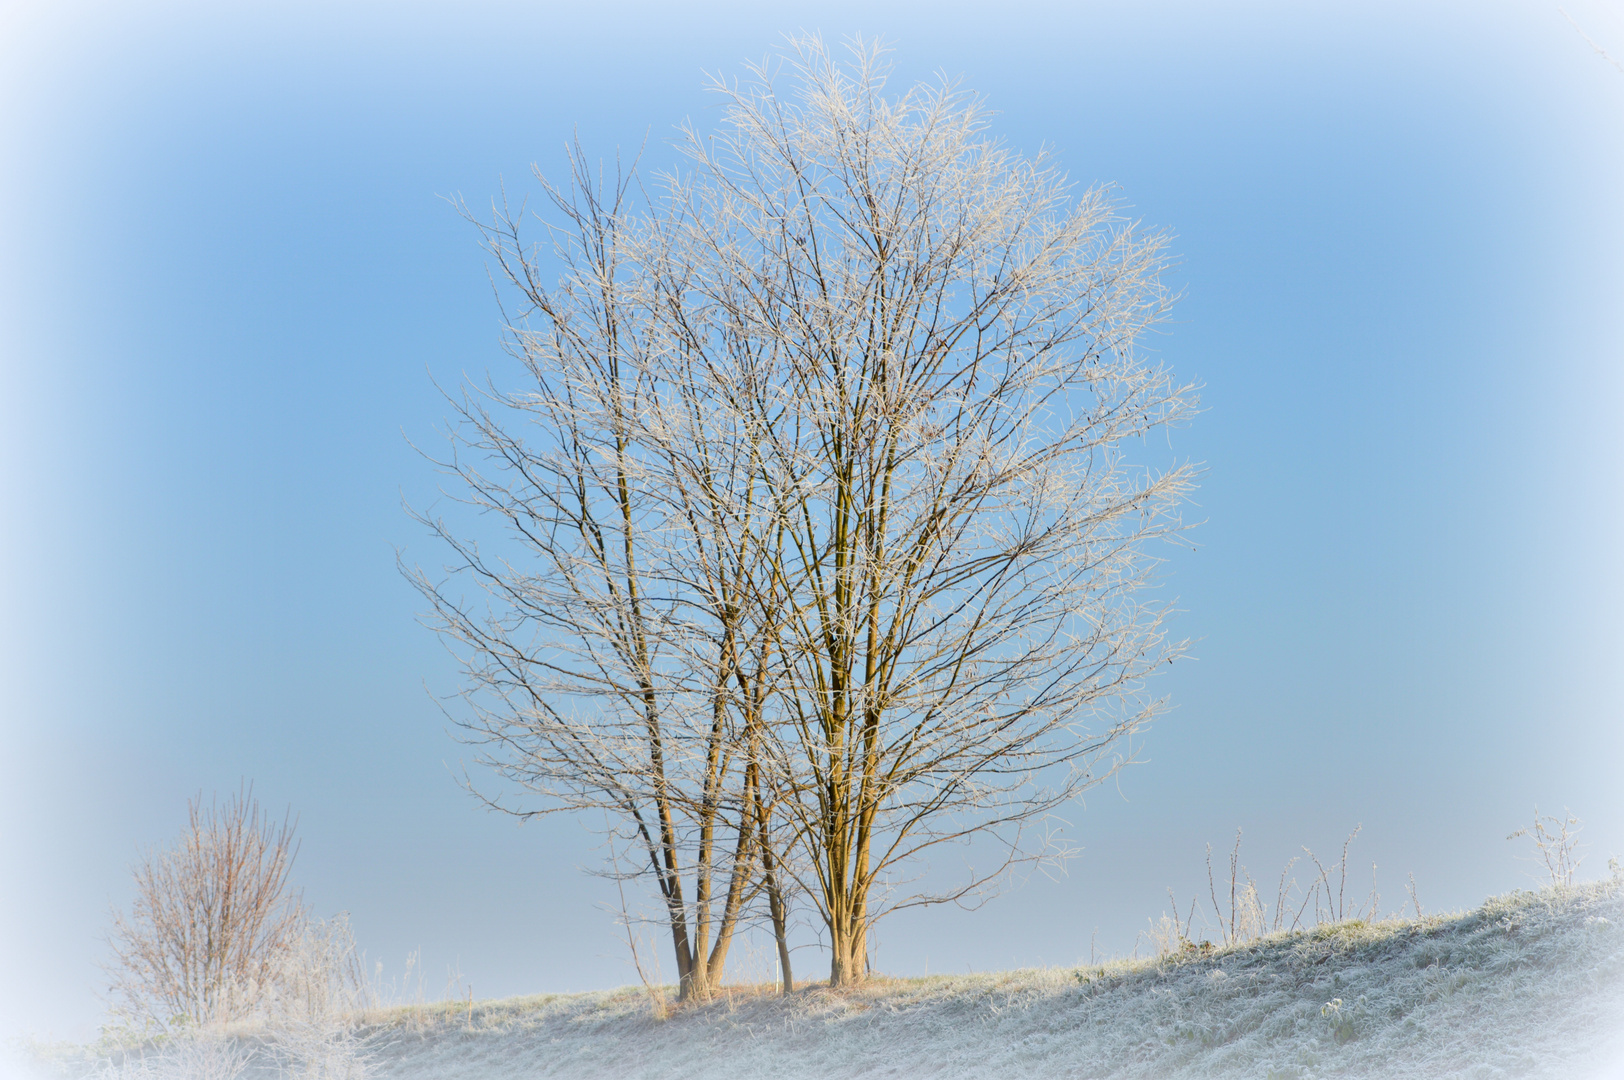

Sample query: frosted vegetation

[29,879,1623,1080]
[22,36,1623,1080]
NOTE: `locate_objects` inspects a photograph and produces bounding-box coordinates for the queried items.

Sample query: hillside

[354,881,1624,1079]
[30,881,1624,1080]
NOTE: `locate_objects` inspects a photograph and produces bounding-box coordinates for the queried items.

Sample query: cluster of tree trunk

[407,35,1196,999]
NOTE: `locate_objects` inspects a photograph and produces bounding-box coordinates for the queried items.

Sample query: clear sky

[2,0,1621,1042]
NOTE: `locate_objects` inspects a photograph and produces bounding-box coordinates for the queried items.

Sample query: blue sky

[2,0,1621,1040]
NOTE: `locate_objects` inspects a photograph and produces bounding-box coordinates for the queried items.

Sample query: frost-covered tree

[410,34,1194,993]
[410,144,796,1002]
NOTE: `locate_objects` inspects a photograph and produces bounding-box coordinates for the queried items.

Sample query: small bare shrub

[271,914,371,1027]
[267,914,373,1078]
[105,786,305,1030]
[100,792,375,1078]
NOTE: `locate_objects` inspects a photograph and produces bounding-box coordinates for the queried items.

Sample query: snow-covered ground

[27,880,1624,1080]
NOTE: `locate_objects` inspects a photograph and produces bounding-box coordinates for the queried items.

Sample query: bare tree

[647,38,1197,985]
[410,144,794,1000]
[412,34,1194,993]
[106,787,306,1029]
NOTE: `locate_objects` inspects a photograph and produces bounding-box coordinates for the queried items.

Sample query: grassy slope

[357,881,1624,1080]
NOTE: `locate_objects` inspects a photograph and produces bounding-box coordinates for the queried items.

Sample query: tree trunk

[755,787,794,994]
[829,917,865,986]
